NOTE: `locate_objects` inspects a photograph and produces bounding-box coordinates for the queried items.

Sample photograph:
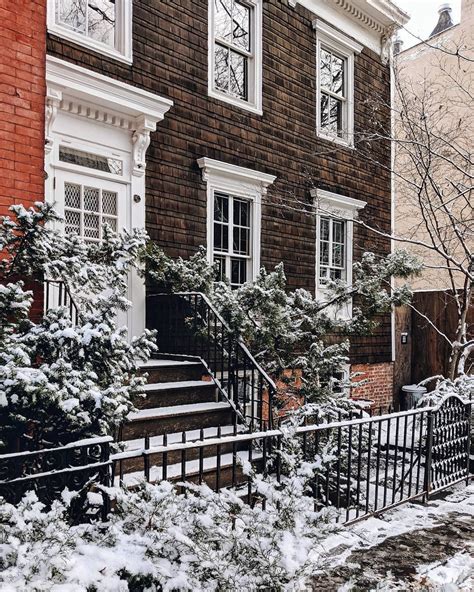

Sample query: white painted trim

[44,57,173,340]
[47,0,133,64]
[46,56,173,122]
[313,189,367,319]
[197,158,276,283]
[207,0,263,115]
[315,21,360,148]
[314,20,364,54]
[293,0,409,56]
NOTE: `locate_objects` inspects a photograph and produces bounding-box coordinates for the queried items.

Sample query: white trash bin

[401,384,427,410]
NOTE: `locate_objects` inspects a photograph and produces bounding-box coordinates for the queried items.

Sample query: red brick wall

[0,0,46,215]
[351,362,394,408]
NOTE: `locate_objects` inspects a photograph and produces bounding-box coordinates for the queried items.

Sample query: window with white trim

[313,189,366,318]
[315,20,362,146]
[318,216,347,284]
[209,0,263,114]
[197,157,276,286]
[48,1,132,63]
[213,192,252,287]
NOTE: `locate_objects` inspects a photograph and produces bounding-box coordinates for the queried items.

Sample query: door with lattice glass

[54,170,130,328]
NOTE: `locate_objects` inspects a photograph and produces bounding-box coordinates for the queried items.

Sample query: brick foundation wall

[351,362,394,408]
[0,0,47,216]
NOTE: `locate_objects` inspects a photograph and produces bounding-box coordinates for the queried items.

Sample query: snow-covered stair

[117,356,255,487]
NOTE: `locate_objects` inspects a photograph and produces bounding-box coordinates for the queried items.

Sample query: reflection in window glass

[56,0,116,49]
[319,217,346,284]
[212,193,251,287]
[213,0,251,101]
[319,46,347,138]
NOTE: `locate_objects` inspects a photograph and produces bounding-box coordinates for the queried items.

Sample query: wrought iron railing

[0,436,112,518]
[147,292,277,431]
[112,395,472,524]
[44,279,80,325]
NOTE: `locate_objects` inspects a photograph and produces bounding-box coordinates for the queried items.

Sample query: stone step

[138,380,217,409]
[116,424,246,473]
[139,358,207,383]
[122,402,234,440]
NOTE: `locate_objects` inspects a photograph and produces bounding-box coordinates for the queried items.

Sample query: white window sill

[208,88,263,116]
[317,130,355,149]
[47,25,133,65]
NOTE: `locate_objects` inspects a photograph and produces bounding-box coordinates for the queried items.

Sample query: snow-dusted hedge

[0,433,337,592]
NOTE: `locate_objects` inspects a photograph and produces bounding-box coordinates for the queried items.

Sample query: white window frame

[314,20,362,148]
[47,0,133,64]
[312,188,366,318]
[197,158,276,283]
[208,0,263,115]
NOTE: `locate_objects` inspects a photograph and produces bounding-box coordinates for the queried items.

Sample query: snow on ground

[312,482,474,591]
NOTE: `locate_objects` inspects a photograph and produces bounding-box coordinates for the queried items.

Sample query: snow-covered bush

[0,203,155,450]
[145,245,420,415]
[0,430,337,591]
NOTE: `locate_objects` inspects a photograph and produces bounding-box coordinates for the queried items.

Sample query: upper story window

[315,20,363,147]
[209,1,263,115]
[47,1,133,64]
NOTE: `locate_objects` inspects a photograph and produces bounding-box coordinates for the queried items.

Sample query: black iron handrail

[44,279,80,325]
[147,292,277,431]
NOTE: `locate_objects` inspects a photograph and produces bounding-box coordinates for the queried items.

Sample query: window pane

[234,199,249,227]
[320,49,332,89]
[84,186,99,212]
[320,241,329,265]
[230,51,247,99]
[333,220,344,244]
[59,146,123,175]
[87,0,115,47]
[329,97,343,135]
[102,190,117,216]
[214,194,229,222]
[320,218,330,241]
[233,1,250,51]
[233,226,249,255]
[320,93,330,131]
[214,256,226,282]
[214,44,229,92]
[231,258,246,286]
[331,55,345,96]
[215,0,232,42]
[57,0,86,33]
[84,212,100,241]
[331,268,342,280]
[333,244,343,267]
[65,209,81,234]
[64,182,81,209]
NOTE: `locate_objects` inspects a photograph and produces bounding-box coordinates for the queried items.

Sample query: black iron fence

[0,436,112,519]
[112,394,472,524]
[1,396,471,525]
[147,292,276,431]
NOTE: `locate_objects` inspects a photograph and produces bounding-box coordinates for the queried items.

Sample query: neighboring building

[1,1,409,407]
[393,1,474,393]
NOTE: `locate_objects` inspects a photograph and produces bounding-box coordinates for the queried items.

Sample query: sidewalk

[312,483,474,591]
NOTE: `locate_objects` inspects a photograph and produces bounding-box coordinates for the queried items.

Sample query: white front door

[54,169,142,337]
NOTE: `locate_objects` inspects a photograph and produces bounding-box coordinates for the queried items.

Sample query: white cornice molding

[46,56,173,123]
[46,56,173,176]
[197,158,277,194]
[290,0,409,56]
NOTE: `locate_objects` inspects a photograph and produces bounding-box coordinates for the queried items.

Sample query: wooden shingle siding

[47,0,392,364]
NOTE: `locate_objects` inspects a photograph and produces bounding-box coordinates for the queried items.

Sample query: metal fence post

[424,409,434,502]
[466,401,472,483]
